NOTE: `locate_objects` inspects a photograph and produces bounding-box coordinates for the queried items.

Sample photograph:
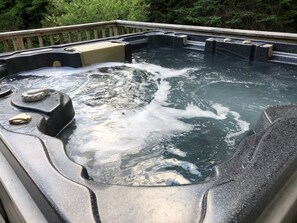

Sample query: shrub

[43,0,148,27]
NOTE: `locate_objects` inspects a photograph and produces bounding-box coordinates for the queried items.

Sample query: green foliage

[0,0,296,33]
[146,0,297,32]
[0,0,48,32]
[173,0,221,26]
[42,0,148,27]
[219,0,297,31]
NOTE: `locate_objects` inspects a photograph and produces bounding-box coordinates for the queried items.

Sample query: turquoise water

[3,48,297,186]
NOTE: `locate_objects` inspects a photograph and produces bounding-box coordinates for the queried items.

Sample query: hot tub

[0,31,297,222]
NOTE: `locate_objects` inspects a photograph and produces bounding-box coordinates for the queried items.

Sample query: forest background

[0,0,296,33]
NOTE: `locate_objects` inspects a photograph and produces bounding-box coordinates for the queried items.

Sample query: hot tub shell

[0,31,297,222]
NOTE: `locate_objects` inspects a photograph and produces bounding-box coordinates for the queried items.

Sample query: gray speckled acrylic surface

[0,211,5,223]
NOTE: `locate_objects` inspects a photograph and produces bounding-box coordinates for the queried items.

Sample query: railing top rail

[116,20,297,42]
[0,20,117,39]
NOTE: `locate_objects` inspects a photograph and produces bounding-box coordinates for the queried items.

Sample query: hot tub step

[184,41,205,51]
[270,51,297,65]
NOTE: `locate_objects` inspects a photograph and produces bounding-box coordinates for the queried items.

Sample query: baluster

[58,33,64,44]
[38,36,44,47]
[77,31,82,41]
[109,27,113,37]
[113,27,118,36]
[86,30,91,40]
[121,27,125,34]
[12,37,17,50]
[26,38,33,48]
[3,40,10,52]
[102,28,106,38]
[49,35,55,45]
[116,26,122,35]
[94,29,98,39]
[67,32,72,42]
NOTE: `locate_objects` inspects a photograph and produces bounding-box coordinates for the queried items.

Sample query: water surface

[3,48,297,186]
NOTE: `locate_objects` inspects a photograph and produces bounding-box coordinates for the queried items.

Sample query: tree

[0,0,49,32]
[172,0,221,27]
[145,0,297,32]
[0,0,296,32]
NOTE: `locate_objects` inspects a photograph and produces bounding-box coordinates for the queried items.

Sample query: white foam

[212,103,230,119]
[154,80,171,102]
[18,67,77,77]
[125,156,196,186]
[74,80,233,165]
[132,171,191,186]
[166,146,187,157]
[225,111,250,146]
[63,63,240,185]
[127,63,191,79]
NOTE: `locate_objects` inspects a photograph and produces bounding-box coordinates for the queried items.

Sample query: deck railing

[1,20,297,53]
[0,21,148,53]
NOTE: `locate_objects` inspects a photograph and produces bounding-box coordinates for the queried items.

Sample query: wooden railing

[1,20,297,53]
[0,21,148,53]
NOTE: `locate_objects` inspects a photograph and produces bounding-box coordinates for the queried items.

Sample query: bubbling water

[64,62,249,186]
[3,49,297,186]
